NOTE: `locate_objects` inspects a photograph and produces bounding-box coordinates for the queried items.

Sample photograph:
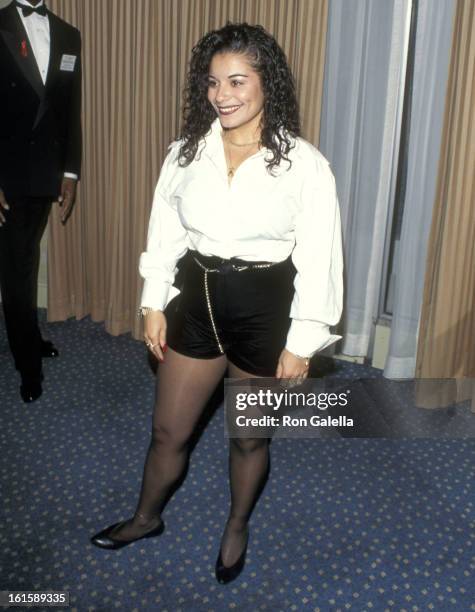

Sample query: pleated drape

[46,0,328,339]
[415,0,475,410]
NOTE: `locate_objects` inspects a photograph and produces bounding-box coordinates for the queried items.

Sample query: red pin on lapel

[21,40,28,58]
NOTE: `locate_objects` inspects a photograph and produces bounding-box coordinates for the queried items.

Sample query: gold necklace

[225,144,236,179]
[227,138,260,147]
[222,134,260,179]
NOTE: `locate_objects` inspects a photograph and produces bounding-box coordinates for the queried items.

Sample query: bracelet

[138,306,162,317]
[293,353,310,367]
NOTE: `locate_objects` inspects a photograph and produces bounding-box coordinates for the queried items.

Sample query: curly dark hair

[179,22,301,173]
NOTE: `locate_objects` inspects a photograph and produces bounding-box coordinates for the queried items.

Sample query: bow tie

[15,2,47,17]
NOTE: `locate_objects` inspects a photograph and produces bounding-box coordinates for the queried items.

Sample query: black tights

[110,348,269,567]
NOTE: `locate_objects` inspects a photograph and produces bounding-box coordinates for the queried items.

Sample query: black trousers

[0,197,52,384]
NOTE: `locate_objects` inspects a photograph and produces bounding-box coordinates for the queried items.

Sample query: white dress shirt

[17,0,49,83]
[16,0,77,181]
[139,118,344,357]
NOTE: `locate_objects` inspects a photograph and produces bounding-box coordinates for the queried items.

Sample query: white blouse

[139,118,344,357]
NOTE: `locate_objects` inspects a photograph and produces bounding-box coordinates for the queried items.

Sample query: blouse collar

[197,117,297,178]
[202,117,268,161]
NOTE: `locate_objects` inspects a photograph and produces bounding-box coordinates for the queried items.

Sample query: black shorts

[164,250,296,376]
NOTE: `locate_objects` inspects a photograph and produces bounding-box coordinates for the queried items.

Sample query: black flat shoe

[215,530,249,584]
[20,382,42,403]
[90,519,164,550]
[41,340,59,358]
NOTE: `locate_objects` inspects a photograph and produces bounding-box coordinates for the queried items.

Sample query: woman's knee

[151,422,189,451]
[230,437,268,455]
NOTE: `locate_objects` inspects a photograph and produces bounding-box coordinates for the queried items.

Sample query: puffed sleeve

[139,144,190,310]
[286,153,344,357]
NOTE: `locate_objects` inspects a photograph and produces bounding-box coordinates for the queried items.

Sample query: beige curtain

[46,0,328,339]
[48,0,327,338]
[415,0,475,411]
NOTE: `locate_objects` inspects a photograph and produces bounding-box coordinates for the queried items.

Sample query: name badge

[60,54,76,72]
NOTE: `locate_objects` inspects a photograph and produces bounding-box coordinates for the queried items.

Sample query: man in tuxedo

[0,0,82,403]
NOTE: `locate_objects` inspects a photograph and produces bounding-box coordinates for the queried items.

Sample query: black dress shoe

[90,519,165,550]
[20,382,42,403]
[41,340,59,358]
[215,530,249,584]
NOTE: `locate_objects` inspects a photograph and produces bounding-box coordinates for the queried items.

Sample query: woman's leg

[218,361,270,566]
[110,347,227,541]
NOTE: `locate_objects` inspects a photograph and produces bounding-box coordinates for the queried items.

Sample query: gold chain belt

[192,255,277,354]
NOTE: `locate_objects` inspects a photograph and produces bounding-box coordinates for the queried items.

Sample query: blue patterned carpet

[0,313,474,611]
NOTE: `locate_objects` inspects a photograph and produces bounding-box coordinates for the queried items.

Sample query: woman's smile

[217,104,243,115]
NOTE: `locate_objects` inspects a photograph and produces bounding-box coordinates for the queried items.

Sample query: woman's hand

[275,348,310,383]
[143,310,167,361]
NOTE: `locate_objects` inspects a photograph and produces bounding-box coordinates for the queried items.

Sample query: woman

[91,22,343,585]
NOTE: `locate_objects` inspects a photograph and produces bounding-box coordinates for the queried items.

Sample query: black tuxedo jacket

[0,2,82,199]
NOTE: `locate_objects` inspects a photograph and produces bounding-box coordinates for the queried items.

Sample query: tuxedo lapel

[0,4,44,102]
